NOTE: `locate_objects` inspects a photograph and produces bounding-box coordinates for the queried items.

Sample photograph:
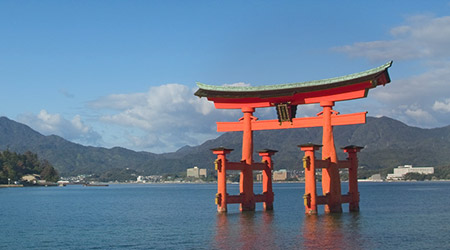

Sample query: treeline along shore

[0,150,59,185]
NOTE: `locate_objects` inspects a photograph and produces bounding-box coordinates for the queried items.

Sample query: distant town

[0,149,445,188]
[49,164,441,186]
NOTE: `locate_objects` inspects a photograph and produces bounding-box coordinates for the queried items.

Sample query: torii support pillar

[211,147,277,212]
[319,101,342,213]
[211,147,233,213]
[300,143,364,214]
[240,107,256,211]
[299,143,322,215]
[258,149,277,211]
[342,145,364,212]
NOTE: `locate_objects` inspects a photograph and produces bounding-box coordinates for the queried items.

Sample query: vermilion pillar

[258,149,277,211]
[240,107,255,211]
[211,147,233,213]
[342,145,363,212]
[299,143,322,214]
[320,101,342,213]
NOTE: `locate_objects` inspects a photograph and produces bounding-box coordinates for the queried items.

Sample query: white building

[273,169,288,181]
[387,165,434,180]
[187,166,207,178]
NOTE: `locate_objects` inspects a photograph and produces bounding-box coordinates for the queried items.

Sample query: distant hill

[1,116,450,176]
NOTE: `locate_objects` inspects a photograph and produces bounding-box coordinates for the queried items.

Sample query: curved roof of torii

[194,61,392,103]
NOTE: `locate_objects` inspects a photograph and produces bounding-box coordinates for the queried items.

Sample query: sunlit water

[1,182,449,249]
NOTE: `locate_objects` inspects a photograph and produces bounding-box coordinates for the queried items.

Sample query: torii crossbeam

[195,61,392,213]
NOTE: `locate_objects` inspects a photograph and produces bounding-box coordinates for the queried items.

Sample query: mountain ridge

[1,116,450,176]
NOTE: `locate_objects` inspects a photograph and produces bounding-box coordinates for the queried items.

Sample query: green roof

[195,61,392,98]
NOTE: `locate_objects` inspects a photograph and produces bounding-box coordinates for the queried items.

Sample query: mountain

[1,116,450,177]
[170,117,450,172]
[0,117,159,175]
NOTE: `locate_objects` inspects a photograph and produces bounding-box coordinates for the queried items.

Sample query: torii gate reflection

[195,61,392,214]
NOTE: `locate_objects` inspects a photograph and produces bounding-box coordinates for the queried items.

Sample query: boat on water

[83,183,109,187]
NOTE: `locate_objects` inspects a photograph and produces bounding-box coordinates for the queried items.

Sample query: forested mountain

[0,150,59,184]
[1,116,450,177]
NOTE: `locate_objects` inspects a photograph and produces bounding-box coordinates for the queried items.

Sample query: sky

[1,1,450,153]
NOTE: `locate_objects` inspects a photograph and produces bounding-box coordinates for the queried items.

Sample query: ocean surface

[1,181,449,249]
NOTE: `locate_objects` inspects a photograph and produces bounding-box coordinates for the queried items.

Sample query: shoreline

[0,184,24,188]
[3,179,449,187]
[102,179,450,185]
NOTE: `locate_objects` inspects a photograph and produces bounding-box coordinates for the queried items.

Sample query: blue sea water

[1,182,449,249]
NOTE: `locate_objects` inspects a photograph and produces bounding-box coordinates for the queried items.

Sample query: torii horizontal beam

[217,112,366,132]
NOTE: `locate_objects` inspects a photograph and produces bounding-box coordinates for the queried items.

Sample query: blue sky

[1,1,450,153]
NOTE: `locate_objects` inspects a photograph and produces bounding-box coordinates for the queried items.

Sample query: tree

[0,150,59,184]
[40,160,59,182]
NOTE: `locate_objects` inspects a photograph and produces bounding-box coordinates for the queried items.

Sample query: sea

[1,181,449,249]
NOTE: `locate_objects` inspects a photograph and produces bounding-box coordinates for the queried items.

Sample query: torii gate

[195,61,392,214]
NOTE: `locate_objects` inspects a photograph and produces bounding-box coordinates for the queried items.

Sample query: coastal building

[187,166,207,178]
[369,174,383,181]
[21,174,41,184]
[387,165,434,180]
[256,172,263,182]
[257,170,298,182]
[273,169,288,181]
[359,174,384,182]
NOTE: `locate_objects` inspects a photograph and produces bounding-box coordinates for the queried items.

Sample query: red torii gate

[195,61,392,214]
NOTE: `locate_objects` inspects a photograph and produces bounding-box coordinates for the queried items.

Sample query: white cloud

[335,40,423,61]
[365,60,450,127]
[334,14,450,128]
[89,81,352,152]
[124,132,164,151]
[89,83,244,152]
[334,15,450,61]
[404,107,436,125]
[17,110,101,145]
[222,82,251,87]
[372,62,450,104]
[96,84,216,130]
[433,99,450,112]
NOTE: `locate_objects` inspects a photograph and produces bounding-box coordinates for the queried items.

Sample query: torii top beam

[194,61,392,109]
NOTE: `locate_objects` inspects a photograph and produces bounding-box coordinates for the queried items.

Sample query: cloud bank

[17,110,101,145]
[88,83,240,152]
[335,14,450,128]
[335,15,450,62]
